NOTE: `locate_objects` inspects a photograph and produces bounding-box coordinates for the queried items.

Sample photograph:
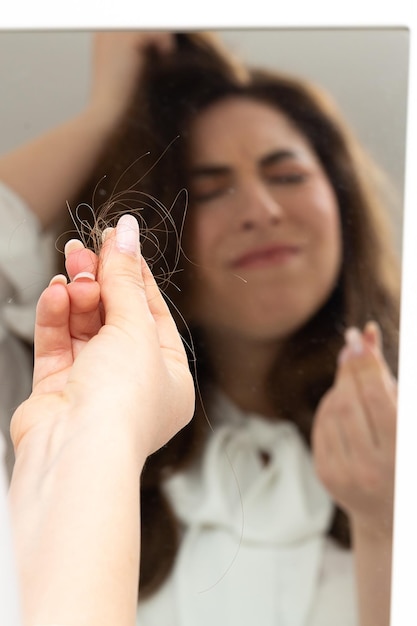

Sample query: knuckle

[331,396,353,420]
[360,382,383,408]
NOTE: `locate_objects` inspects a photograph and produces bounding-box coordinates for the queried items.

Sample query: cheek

[289,187,342,305]
[186,210,223,265]
[302,185,342,261]
[317,222,342,296]
[181,212,224,315]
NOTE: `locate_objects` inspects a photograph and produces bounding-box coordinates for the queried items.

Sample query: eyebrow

[259,149,299,167]
[189,149,299,179]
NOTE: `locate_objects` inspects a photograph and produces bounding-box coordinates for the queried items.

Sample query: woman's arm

[312,323,396,626]
[9,215,195,625]
[0,32,175,229]
[350,521,393,626]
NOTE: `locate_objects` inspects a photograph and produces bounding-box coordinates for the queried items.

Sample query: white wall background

[0,28,409,250]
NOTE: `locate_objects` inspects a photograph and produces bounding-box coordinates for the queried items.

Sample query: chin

[233,302,331,342]
[219,315,308,342]
[191,287,335,343]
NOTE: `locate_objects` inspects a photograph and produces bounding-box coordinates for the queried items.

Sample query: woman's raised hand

[312,322,397,536]
[89,31,175,127]
[0,33,176,229]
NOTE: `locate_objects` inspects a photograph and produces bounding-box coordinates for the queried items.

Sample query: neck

[202,328,281,418]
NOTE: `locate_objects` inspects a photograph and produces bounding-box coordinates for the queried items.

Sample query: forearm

[351,520,393,626]
[9,418,146,626]
[0,105,119,230]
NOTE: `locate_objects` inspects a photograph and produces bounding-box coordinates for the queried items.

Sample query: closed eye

[267,172,308,185]
[192,189,220,203]
[189,165,234,204]
[192,186,234,204]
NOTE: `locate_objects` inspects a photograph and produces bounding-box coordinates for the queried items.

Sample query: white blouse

[137,392,359,626]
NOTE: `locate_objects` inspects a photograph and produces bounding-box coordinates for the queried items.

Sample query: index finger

[337,330,397,451]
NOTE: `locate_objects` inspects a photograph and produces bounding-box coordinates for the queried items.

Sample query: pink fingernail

[116,215,139,255]
[64,239,84,257]
[345,327,363,354]
[49,274,68,286]
[101,227,114,244]
[73,272,96,282]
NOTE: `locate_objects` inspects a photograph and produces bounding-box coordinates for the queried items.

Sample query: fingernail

[64,239,84,257]
[49,274,68,286]
[73,272,96,282]
[102,227,114,244]
[116,215,139,255]
[345,327,363,354]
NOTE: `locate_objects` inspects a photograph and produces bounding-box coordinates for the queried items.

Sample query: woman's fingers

[97,217,152,334]
[141,257,190,360]
[90,31,176,121]
[96,215,194,452]
[312,369,375,498]
[65,239,102,344]
[97,216,183,353]
[338,326,397,452]
[66,278,102,346]
[363,320,383,352]
[64,239,98,280]
[333,364,377,454]
[32,277,73,390]
[33,239,102,389]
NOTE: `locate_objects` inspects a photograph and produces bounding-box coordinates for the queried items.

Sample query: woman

[0,31,399,626]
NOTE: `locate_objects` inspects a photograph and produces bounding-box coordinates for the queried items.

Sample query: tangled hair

[67,32,401,598]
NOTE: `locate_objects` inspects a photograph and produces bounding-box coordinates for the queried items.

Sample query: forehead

[188,97,316,165]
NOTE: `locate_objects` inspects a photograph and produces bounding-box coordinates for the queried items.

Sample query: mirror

[0,25,412,626]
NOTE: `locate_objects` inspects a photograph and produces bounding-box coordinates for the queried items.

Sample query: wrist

[350,515,393,544]
[12,406,148,481]
[10,413,142,626]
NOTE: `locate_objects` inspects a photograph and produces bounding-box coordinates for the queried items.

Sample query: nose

[236,179,283,231]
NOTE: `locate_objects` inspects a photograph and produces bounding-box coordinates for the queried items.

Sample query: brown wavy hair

[66,32,401,599]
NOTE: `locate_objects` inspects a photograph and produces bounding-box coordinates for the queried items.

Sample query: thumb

[98,215,151,331]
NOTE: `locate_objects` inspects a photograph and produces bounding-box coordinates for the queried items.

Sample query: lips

[231,243,300,269]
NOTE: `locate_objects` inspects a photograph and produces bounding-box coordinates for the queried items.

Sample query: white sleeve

[0,181,55,479]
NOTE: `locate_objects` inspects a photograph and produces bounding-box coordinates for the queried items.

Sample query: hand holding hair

[8,214,194,626]
[312,321,396,534]
[312,322,396,626]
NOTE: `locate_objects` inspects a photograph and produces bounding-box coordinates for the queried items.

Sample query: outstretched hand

[12,214,194,462]
[312,322,397,536]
